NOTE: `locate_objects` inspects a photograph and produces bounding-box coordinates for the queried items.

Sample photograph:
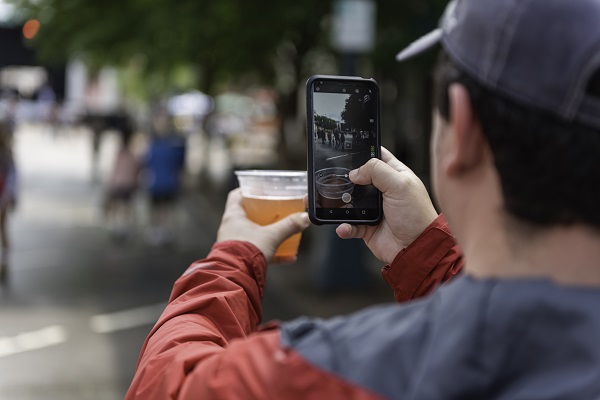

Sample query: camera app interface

[311,80,379,220]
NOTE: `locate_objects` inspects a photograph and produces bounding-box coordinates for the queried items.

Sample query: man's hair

[433,51,600,230]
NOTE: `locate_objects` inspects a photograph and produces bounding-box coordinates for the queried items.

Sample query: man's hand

[336,147,438,265]
[217,188,311,263]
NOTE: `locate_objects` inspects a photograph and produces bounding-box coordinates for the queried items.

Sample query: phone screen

[307,76,382,225]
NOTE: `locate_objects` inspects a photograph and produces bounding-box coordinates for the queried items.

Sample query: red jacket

[126,214,462,399]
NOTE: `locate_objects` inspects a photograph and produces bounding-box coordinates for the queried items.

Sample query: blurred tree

[315,114,337,131]
[8,0,332,167]
[341,93,371,132]
[9,0,448,171]
[8,0,330,94]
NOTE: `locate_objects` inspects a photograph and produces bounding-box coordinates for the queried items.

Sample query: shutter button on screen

[342,193,352,203]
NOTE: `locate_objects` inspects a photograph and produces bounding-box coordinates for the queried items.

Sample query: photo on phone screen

[307,75,382,225]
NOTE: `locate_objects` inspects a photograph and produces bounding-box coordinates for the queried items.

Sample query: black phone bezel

[306,74,383,226]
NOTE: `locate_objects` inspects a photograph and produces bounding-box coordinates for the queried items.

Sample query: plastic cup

[315,167,355,208]
[235,170,307,262]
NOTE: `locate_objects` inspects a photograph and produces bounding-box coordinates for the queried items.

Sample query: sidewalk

[1,126,220,399]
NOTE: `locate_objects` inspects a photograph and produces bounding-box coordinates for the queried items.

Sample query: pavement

[0,125,393,399]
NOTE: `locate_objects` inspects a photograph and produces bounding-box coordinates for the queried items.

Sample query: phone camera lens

[355,89,359,93]
[319,81,323,84]
[316,87,320,91]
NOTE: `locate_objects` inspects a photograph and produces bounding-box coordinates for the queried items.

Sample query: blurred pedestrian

[318,128,325,144]
[0,122,17,284]
[143,109,186,246]
[2,91,19,136]
[104,122,140,241]
[35,82,59,137]
[88,115,105,183]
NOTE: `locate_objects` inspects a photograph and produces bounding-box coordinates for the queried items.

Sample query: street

[0,125,392,399]
[0,125,221,399]
[313,133,363,171]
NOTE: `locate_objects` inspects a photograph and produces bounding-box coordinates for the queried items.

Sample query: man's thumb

[350,157,403,195]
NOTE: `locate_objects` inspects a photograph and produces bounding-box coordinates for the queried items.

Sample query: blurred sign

[331,0,376,53]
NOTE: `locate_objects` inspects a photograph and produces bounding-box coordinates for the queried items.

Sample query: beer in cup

[235,170,307,262]
[315,167,355,208]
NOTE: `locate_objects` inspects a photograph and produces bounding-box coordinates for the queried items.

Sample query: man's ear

[445,83,486,176]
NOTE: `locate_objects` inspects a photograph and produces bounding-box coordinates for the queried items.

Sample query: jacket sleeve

[126,241,381,400]
[382,214,464,303]
[125,241,267,399]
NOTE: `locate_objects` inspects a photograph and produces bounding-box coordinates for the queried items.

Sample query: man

[127,0,600,398]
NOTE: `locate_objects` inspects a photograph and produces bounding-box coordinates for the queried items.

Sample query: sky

[313,92,350,122]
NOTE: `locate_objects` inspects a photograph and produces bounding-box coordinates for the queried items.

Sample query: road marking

[0,325,68,358]
[325,151,362,161]
[89,302,167,334]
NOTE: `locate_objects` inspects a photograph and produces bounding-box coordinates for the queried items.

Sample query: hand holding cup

[217,170,309,263]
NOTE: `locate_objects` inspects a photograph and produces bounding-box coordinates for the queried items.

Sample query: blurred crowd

[0,78,286,258]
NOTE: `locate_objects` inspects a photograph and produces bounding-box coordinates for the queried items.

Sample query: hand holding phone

[306,75,383,225]
[334,147,439,265]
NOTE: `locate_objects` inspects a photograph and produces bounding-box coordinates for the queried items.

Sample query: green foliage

[315,114,337,131]
[341,93,370,131]
[8,0,332,94]
[7,0,449,100]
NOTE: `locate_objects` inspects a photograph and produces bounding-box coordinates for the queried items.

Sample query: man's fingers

[225,188,243,208]
[336,224,353,239]
[348,148,417,195]
[380,146,411,173]
[265,212,311,239]
[224,188,248,218]
[380,146,395,163]
[302,194,309,208]
[349,158,403,195]
[336,223,369,240]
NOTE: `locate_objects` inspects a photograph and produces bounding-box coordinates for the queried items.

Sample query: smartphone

[306,75,383,225]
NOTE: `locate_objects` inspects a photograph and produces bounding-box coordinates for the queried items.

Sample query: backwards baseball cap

[396,0,600,130]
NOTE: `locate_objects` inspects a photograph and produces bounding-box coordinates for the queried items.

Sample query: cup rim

[315,167,351,174]
[234,170,307,178]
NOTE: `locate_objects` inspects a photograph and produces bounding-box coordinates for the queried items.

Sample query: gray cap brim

[395,28,443,62]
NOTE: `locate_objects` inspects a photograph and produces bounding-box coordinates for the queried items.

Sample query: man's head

[397,0,600,232]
